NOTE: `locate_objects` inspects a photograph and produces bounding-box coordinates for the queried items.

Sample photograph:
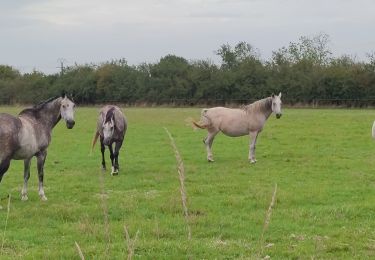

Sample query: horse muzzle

[276,113,282,119]
[66,120,75,129]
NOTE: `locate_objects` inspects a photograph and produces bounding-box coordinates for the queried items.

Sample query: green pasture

[1,107,375,259]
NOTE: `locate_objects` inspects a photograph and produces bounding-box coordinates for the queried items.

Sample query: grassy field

[1,106,375,259]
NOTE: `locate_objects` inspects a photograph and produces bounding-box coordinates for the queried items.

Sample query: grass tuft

[124,225,139,260]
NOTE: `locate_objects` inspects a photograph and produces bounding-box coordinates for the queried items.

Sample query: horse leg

[204,129,219,162]
[100,136,106,171]
[249,131,259,163]
[113,141,123,175]
[0,158,11,183]
[108,144,115,175]
[36,150,48,201]
[21,158,32,201]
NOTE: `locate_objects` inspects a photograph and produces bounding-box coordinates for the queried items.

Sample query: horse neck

[246,97,273,119]
[33,98,62,130]
[262,97,273,119]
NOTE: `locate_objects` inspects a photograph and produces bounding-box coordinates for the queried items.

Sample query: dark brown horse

[0,94,76,201]
[92,105,127,175]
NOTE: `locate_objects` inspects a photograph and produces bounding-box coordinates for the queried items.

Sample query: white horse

[193,93,282,163]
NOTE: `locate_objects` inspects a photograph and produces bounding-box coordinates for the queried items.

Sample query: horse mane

[105,107,116,123]
[19,95,74,116]
[19,96,59,116]
[243,97,272,114]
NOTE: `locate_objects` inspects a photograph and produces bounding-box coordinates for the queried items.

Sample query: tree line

[1,33,375,107]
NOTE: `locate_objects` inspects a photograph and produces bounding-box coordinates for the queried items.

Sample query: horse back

[113,107,127,141]
[203,107,245,124]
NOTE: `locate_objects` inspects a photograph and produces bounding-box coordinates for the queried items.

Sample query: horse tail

[91,131,100,152]
[192,121,207,129]
[191,109,211,130]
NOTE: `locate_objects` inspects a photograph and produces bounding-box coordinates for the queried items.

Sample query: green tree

[272,33,332,66]
[216,42,259,69]
[0,65,20,80]
[148,55,192,104]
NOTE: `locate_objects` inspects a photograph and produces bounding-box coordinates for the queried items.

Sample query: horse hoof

[207,158,215,162]
[111,167,119,175]
[21,195,28,201]
[250,159,257,164]
[40,195,48,201]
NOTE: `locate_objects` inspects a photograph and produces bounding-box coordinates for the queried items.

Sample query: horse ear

[70,91,76,100]
[279,92,282,98]
[61,90,66,98]
[271,93,275,98]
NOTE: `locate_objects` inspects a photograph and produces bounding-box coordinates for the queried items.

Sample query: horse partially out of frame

[0,94,76,201]
[193,93,282,163]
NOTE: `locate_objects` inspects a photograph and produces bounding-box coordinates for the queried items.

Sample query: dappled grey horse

[193,93,282,163]
[92,105,127,175]
[0,94,76,201]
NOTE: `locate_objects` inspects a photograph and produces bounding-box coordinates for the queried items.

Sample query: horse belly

[220,120,249,137]
[13,141,39,159]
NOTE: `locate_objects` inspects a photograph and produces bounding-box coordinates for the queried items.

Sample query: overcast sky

[1,0,374,74]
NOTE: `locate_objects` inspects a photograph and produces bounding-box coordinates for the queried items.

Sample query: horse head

[271,92,282,119]
[60,94,76,129]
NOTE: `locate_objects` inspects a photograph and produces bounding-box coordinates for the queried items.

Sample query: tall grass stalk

[258,183,278,256]
[164,127,192,240]
[99,170,111,257]
[1,194,11,253]
[74,241,85,260]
